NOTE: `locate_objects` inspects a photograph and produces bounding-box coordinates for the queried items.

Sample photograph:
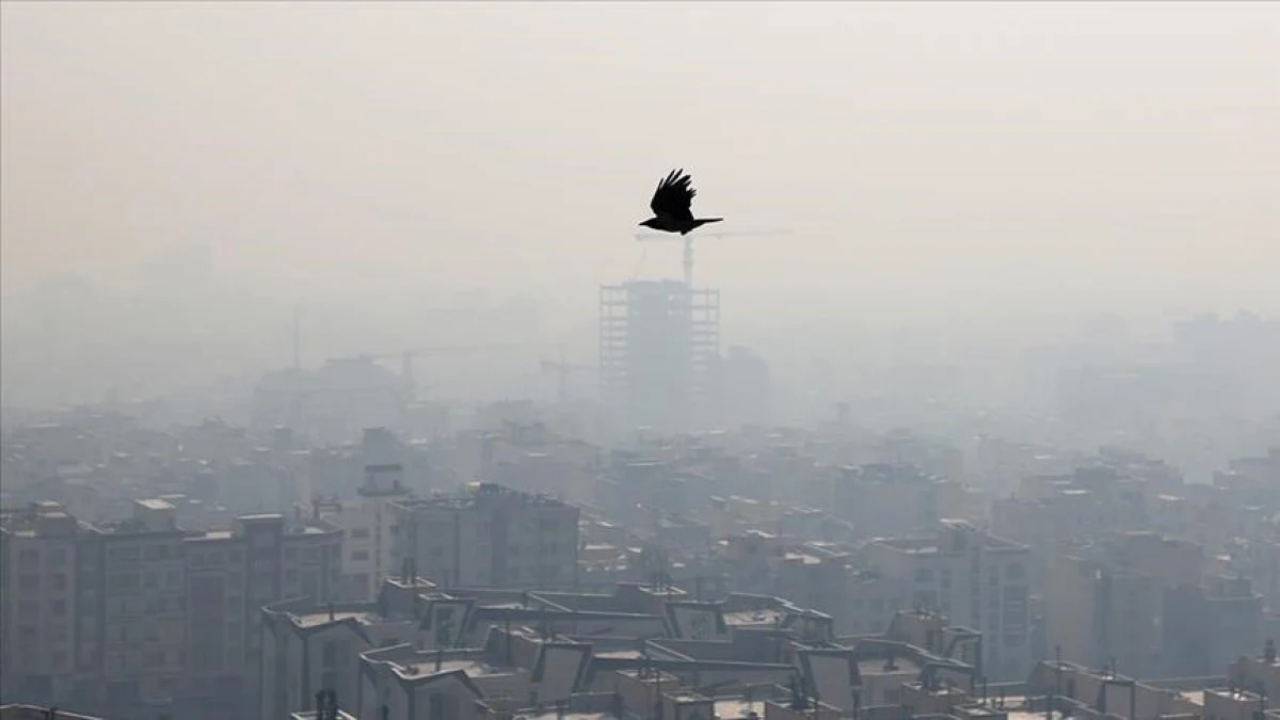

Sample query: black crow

[639,169,723,235]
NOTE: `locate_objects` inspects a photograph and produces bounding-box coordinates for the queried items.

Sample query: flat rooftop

[395,657,513,681]
[1008,711,1065,720]
[594,649,646,660]
[517,707,622,712]
[723,608,786,627]
[294,610,376,629]
[714,697,769,718]
[858,657,922,676]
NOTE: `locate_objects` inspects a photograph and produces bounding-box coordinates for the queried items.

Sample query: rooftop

[295,609,377,629]
[512,707,616,712]
[858,657,922,676]
[713,697,769,718]
[396,483,572,512]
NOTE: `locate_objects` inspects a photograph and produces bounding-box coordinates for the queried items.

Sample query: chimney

[1265,639,1277,664]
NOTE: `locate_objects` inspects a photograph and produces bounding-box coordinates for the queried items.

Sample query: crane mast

[634,228,791,288]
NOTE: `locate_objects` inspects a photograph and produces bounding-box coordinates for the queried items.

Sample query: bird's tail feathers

[698,218,725,225]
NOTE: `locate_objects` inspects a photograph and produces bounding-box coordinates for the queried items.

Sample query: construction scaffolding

[599,280,721,431]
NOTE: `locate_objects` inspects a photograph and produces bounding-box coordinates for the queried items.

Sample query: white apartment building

[391,483,580,590]
[861,519,1032,681]
[0,498,343,716]
[315,461,411,600]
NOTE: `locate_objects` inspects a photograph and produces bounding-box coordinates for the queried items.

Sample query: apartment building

[260,590,428,720]
[1163,575,1263,676]
[0,498,343,717]
[0,502,81,705]
[860,520,1032,681]
[391,483,580,590]
[1045,531,1204,679]
[833,463,941,540]
[314,461,411,600]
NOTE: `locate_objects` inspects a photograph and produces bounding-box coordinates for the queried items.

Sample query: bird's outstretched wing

[649,169,696,222]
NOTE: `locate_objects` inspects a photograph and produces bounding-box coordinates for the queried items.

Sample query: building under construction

[599,280,720,432]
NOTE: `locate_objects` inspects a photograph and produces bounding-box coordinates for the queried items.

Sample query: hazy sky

[3,1,1277,314]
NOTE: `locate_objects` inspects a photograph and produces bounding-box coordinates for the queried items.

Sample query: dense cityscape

[3,3,1278,720]
[2,299,1278,720]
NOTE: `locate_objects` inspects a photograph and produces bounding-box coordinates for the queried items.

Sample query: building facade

[391,484,580,591]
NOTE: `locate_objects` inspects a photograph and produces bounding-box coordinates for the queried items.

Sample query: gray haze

[1,1,1278,406]
[4,6,1280,718]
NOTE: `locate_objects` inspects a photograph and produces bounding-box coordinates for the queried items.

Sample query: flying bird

[639,169,723,236]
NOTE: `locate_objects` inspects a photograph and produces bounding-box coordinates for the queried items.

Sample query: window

[350,528,371,540]
[52,599,68,616]
[351,550,370,562]
[915,568,934,583]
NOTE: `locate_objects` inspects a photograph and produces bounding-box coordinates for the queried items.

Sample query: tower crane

[330,341,556,398]
[633,227,791,288]
[539,345,591,402]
